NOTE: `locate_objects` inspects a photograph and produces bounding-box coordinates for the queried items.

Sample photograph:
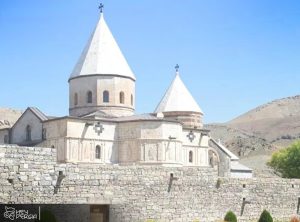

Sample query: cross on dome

[98,3,104,13]
[175,64,179,72]
[69,3,136,81]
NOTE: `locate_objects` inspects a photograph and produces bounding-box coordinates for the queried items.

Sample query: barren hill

[227,95,300,142]
[206,124,274,156]
[0,108,23,129]
[206,95,300,177]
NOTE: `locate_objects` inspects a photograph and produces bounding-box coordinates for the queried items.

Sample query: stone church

[0,10,252,178]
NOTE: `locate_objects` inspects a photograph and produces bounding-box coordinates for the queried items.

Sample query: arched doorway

[208,148,220,171]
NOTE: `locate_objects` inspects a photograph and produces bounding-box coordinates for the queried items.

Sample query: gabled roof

[81,110,116,119]
[230,161,252,172]
[43,113,180,124]
[29,107,48,121]
[69,13,135,81]
[210,138,239,161]
[154,72,203,113]
[115,113,161,122]
[11,107,48,130]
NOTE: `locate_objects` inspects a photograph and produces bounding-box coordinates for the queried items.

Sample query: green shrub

[224,211,237,222]
[268,140,300,178]
[258,210,273,222]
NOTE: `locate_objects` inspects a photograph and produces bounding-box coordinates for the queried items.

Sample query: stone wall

[0,145,300,222]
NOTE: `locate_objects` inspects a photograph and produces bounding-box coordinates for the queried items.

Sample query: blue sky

[1,1,300,123]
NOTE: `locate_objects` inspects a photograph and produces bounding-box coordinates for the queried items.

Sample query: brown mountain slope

[206,95,300,177]
[205,123,277,177]
[227,95,300,142]
[205,124,274,157]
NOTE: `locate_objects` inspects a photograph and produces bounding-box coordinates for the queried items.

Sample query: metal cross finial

[98,3,104,13]
[175,64,179,72]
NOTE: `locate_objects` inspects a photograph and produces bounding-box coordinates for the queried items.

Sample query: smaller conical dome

[154,71,203,114]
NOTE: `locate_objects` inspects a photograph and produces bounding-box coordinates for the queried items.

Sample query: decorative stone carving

[94,122,104,136]
[0,120,10,126]
[187,131,196,142]
[145,143,158,161]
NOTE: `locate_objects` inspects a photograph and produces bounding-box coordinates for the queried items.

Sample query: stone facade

[37,116,212,167]
[10,108,44,145]
[0,145,299,222]
[69,75,135,117]
[0,129,9,144]
[0,108,250,176]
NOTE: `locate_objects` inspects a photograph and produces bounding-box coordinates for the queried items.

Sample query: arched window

[95,145,101,159]
[42,128,46,140]
[119,91,125,104]
[26,125,31,141]
[189,151,193,163]
[4,135,8,144]
[131,94,133,106]
[103,90,109,103]
[87,91,92,103]
[74,93,78,106]
[208,150,219,167]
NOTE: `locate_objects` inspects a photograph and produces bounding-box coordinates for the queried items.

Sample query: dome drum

[162,111,203,129]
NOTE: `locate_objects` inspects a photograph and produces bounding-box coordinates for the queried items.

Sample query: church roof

[230,161,252,172]
[154,71,203,114]
[210,138,239,161]
[29,107,49,121]
[69,13,135,81]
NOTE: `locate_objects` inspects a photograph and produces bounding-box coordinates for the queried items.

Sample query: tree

[224,211,237,222]
[268,140,300,178]
[258,210,273,222]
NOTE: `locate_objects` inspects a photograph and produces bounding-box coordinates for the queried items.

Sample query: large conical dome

[69,12,136,117]
[69,13,135,81]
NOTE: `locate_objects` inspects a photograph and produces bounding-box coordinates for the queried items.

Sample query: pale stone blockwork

[69,76,135,117]
[0,145,298,222]
[118,121,183,166]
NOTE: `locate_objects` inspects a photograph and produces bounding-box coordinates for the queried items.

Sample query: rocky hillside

[206,95,300,177]
[228,95,300,143]
[207,95,300,153]
[0,108,23,129]
[206,124,274,157]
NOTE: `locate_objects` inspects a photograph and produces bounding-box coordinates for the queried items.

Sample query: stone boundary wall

[0,145,300,222]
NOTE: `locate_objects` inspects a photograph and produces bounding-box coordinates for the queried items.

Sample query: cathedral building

[0,10,252,178]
